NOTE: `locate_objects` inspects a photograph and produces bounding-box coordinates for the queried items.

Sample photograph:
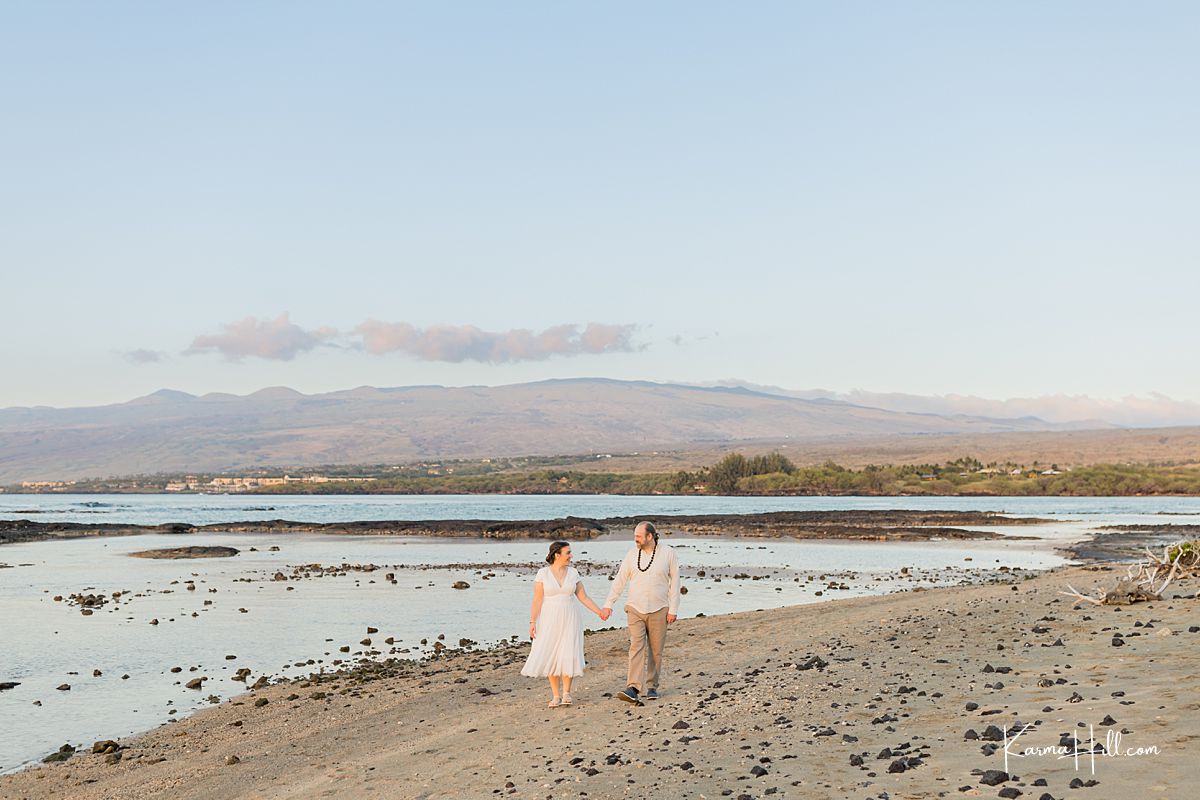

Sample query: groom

[600,521,681,706]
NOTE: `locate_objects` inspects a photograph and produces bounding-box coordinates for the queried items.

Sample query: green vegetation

[254,469,672,495]
[15,453,1200,496]
[1166,539,1200,570]
[667,454,1200,496]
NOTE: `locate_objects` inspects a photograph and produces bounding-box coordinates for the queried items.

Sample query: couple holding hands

[520,521,681,707]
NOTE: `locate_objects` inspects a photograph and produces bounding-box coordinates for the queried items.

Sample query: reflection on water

[1,530,1064,772]
[4,492,1200,773]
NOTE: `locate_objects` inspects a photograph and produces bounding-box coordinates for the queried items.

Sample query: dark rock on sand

[980,769,1010,785]
[131,546,240,559]
[981,725,1005,741]
[42,744,75,763]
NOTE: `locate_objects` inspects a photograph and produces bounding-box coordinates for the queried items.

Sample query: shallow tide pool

[0,531,1065,772]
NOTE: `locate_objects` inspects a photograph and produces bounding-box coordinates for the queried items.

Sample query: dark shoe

[616,687,643,706]
[645,688,658,701]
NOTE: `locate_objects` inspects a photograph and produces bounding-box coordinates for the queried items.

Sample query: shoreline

[2,560,1195,798]
[0,527,1064,777]
[11,486,1200,498]
[0,510,1051,546]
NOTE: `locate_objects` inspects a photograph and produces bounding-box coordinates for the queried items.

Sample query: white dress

[521,566,586,678]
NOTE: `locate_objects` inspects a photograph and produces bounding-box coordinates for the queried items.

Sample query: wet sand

[2,559,1195,800]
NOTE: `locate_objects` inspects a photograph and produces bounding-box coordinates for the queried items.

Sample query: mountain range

[0,378,1106,483]
[701,382,1200,428]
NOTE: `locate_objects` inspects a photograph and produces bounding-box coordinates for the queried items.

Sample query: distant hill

[699,381,1200,428]
[0,378,1095,482]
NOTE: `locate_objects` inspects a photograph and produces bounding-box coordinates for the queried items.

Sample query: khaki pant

[625,605,668,692]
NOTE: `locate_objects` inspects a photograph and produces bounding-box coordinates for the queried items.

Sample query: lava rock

[980,769,1010,785]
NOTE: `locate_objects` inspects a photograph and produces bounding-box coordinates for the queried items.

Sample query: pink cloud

[354,320,640,363]
[178,316,641,363]
[185,313,337,361]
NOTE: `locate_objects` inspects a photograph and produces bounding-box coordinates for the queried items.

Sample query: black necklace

[636,541,657,572]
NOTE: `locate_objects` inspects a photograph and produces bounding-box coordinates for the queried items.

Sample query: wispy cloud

[180,315,642,363]
[184,313,337,361]
[354,320,640,363]
[124,348,166,364]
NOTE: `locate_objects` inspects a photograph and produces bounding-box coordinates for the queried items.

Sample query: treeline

[56,453,1200,496]
[250,453,1200,496]
[671,454,1200,496]
[669,452,799,493]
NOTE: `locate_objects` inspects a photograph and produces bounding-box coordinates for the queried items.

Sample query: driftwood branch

[1063,539,1198,607]
[1058,583,1104,607]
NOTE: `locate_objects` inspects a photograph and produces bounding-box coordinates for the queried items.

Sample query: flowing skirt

[521,596,585,677]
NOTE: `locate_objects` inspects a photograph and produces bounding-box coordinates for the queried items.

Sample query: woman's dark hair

[546,540,570,564]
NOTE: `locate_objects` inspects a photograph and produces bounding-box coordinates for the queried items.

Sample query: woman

[520,540,604,706]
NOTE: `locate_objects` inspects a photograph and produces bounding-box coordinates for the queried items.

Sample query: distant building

[204,474,376,491]
[21,480,75,491]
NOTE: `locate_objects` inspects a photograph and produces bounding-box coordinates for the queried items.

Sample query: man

[600,521,680,706]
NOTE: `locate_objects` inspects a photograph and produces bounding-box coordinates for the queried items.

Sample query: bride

[520,540,605,706]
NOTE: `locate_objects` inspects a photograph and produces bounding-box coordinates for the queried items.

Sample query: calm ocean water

[2,494,1198,773]
[6,492,1200,525]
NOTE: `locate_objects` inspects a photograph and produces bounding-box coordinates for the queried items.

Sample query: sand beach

[2,558,1195,800]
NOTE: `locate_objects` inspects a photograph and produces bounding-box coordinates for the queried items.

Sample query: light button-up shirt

[604,541,681,616]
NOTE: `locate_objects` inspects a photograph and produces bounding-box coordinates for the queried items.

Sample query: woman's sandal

[561,693,573,706]
[547,696,562,708]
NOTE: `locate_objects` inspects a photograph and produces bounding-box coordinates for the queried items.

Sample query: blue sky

[2,2,1198,409]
